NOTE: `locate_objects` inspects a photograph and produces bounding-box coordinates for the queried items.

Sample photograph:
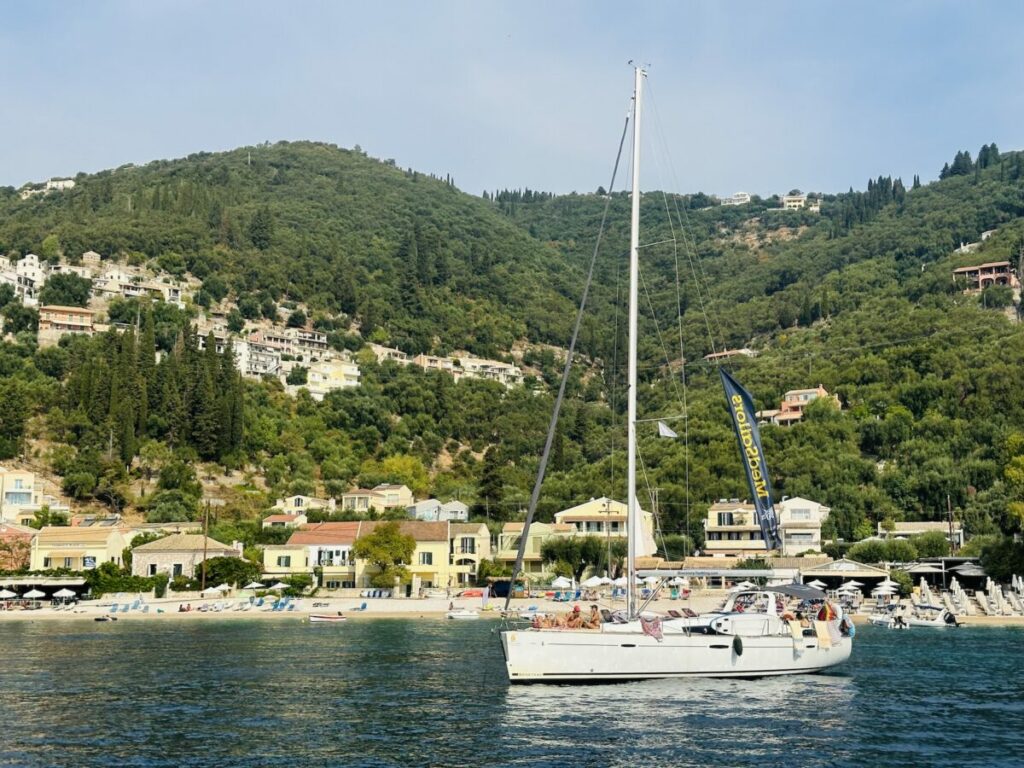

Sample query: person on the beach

[582,604,601,629]
[565,605,583,629]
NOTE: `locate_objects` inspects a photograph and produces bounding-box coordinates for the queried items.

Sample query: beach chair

[286,603,296,611]
[130,599,141,611]
[254,597,264,608]
[141,605,150,614]
[109,604,119,613]
[120,604,130,613]
[351,602,367,611]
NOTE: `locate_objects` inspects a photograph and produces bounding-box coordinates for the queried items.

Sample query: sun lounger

[120,604,130,613]
[351,602,367,611]
[141,605,150,614]
[109,604,119,613]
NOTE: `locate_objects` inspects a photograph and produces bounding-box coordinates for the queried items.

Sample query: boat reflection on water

[501,673,855,762]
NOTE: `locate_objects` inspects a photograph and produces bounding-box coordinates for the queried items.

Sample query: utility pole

[201,502,210,591]
[946,494,958,554]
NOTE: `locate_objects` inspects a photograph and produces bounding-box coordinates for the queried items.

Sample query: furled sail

[719,369,783,550]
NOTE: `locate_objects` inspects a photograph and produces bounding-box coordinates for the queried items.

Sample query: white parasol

[24,589,45,599]
[550,576,572,589]
[53,589,76,598]
[0,589,17,599]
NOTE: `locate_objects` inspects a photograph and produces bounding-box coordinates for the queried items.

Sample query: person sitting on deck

[582,604,601,629]
[565,605,584,629]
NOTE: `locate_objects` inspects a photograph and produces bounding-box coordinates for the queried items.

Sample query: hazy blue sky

[2,1,1022,197]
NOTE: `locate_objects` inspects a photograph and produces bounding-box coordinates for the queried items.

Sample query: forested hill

[3,141,1024,571]
[0,141,583,358]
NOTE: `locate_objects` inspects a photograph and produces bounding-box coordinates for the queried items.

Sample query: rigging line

[504,106,632,612]
[638,263,687,411]
[645,82,724,354]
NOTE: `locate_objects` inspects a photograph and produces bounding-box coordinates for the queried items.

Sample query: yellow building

[0,467,71,526]
[554,497,657,555]
[30,526,130,571]
[450,522,491,585]
[496,521,576,577]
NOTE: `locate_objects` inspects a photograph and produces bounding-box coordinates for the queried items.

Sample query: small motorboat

[309,613,347,623]
[907,605,960,627]
[94,615,118,622]
[446,608,480,620]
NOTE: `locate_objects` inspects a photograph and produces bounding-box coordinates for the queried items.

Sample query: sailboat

[498,67,853,682]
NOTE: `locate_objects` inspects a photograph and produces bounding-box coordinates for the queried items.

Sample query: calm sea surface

[0,619,1021,767]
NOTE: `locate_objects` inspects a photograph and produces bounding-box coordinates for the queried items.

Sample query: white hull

[500,623,851,682]
[309,615,347,623]
[447,610,480,620]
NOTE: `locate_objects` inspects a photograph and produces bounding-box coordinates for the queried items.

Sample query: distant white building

[408,499,470,522]
[368,343,410,365]
[721,191,751,207]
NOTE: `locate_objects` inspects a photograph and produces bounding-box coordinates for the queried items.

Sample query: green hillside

[3,141,1024,572]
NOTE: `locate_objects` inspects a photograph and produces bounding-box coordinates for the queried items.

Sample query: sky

[2,1,1023,198]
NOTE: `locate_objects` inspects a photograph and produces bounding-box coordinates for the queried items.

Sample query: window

[419,552,433,566]
[460,537,475,555]
[277,556,292,567]
[717,512,734,526]
[13,479,23,489]
[43,557,51,568]
[63,557,73,568]
[294,498,304,507]
[787,533,813,543]
[790,509,811,521]
[325,580,341,589]
[610,521,621,533]
[148,564,157,576]
[172,563,183,577]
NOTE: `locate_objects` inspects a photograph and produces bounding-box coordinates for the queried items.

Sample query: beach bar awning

[0,577,87,587]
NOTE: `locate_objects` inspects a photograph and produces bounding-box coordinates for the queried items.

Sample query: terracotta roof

[0,522,36,536]
[264,514,301,523]
[287,522,361,546]
[133,534,236,553]
[450,523,486,535]
[358,520,449,542]
[35,526,126,544]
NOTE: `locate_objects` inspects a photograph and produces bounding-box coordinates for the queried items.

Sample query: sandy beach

[4,590,1024,625]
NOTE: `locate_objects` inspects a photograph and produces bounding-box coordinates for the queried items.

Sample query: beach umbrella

[24,589,45,599]
[644,575,661,585]
[877,579,900,588]
[840,580,863,589]
[268,582,289,591]
[668,577,687,586]
[806,580,827,590]
[598,576,613,585]
[243,581,265,591]
[0,589,16,599]
[582,576,603,588]
[53,589,76,599]
[728,581,755,593]
[201,586,223,595]
[612,576,629,587]
[550,576,572,589]
[215,583,231,592]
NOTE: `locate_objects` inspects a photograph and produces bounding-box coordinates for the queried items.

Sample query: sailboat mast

[626,65,644,619]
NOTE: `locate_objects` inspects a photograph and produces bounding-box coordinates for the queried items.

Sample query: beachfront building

[449,522,491,585]
[262,520,487,591]
[703,497,830,557]
[756,385,841,426]
[554,496,658,557]
[777,497,830,556]
[0,467,70,526]
[877,520,965,550]
[130,534,242,579]
[407,499,469,522]
[799,557,890,592]
[0,522,34,570]
[262,513,308,530]
[30,526,130,571]
[495,521,576,578]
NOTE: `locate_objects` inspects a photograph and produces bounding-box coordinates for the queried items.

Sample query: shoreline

[4,593,1024,626]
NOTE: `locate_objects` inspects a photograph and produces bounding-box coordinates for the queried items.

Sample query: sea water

[0,620,1020,767]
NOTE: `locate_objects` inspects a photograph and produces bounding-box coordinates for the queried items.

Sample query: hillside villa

[0,467,71,526]
[877,520,964,550]
[756,385,841,426]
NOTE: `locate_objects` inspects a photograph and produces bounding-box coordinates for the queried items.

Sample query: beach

[4,590,1024,625]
